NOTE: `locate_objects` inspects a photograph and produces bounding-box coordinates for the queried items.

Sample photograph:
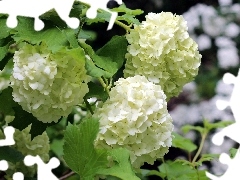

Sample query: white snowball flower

[10,43,90,123]
[196,34,212,51]
[215,80,233,97]
[217,47,239,69]
[215,36,235,48]
[224,23,240,38]
[94,75,174,169]
[202,15,226,37]
[218,0,232,6]
[124,12,201,100]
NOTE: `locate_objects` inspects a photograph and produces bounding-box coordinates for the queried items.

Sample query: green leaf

[0,17,11,39]
[96,35,128,71]
[63,29,79,49]
[84,82,109,102]
[197,154,219,166]
[158,161,209,180]
[159,160,195,179]
[63,118,108,180]
[50,139,64,158]
[12,17,72,52]
[172,132,197,153]
[181,125,205,134]
[230,148,238,158]
[0,43,10,62]
[116,14,140,25]
[9,105,57,139]
[203,119,233,131]
[0,87,17,116]
[143,169,165,178]
[85,58,112,78]
[98,148,140,180]
[0,146,24,163]
[85,10,111,25]
[80,41,115,78]
[78,29,97,41]
[112,4,143,25]
[112,4,143,16]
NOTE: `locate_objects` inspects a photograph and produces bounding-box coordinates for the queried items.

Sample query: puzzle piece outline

[207,68,240,179]
[24,155,60,180]
[0,0,122,31]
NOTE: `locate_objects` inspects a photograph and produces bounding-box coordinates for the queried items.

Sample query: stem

[59,171,75,180]
[98,77,110,95]
[192,131,208,164]
[115,20,131,32]
[84,98,94,115]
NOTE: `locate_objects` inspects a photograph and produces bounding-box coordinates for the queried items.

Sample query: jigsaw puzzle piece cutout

[206,148,240,180]
[78,0,122,30]
[24,155,60,180]
[0,0,79,31]
[0,160,8,171]
[212,122,240,146]
[0,126,15,146]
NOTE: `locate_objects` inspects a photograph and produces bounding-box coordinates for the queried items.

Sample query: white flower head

[10,43,90,123]
[123,12,201,100]
[94,75,174,168]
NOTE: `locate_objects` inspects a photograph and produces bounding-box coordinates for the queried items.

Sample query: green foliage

[63,118,108,180]
[0,87,17,117]
[98,148,140,180]
[113,4,144,25]
[157,160,209,180]
[81,35,127,78]
[63,118,139,180]
[85,82,109,101]
[0,146,24,163]
[9,103,57,139]
[85,3,143,25]
[172,132,197,153]
[12,17,75,52]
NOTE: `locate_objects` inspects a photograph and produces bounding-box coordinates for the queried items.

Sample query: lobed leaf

[63,118,108,180]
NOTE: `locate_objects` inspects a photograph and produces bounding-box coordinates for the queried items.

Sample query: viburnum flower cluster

[0,125,50,178]
[10,43,89,123]
[94,75,174,168]
[124,12,201,100]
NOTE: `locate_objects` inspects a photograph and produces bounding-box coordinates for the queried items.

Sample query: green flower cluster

[124,12,201,100]
[0,125,50,178]
[10,43,90,123]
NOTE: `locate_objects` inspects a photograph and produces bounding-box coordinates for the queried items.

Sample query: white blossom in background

[218,0,232,6]
[224,23,240,38]
[196,34,212,51]
[217,46,239,69]
[94,75,174,169]
[215,36,236,48]
[215,79,234,97]
[230,4,240,18]
[203,16,227,37]
[182,81,199,101]
[182,6,200,32]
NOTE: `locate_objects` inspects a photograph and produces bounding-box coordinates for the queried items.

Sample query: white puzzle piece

[207,68,240,179]
[0,0,122,31]
[24,155,60,180]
